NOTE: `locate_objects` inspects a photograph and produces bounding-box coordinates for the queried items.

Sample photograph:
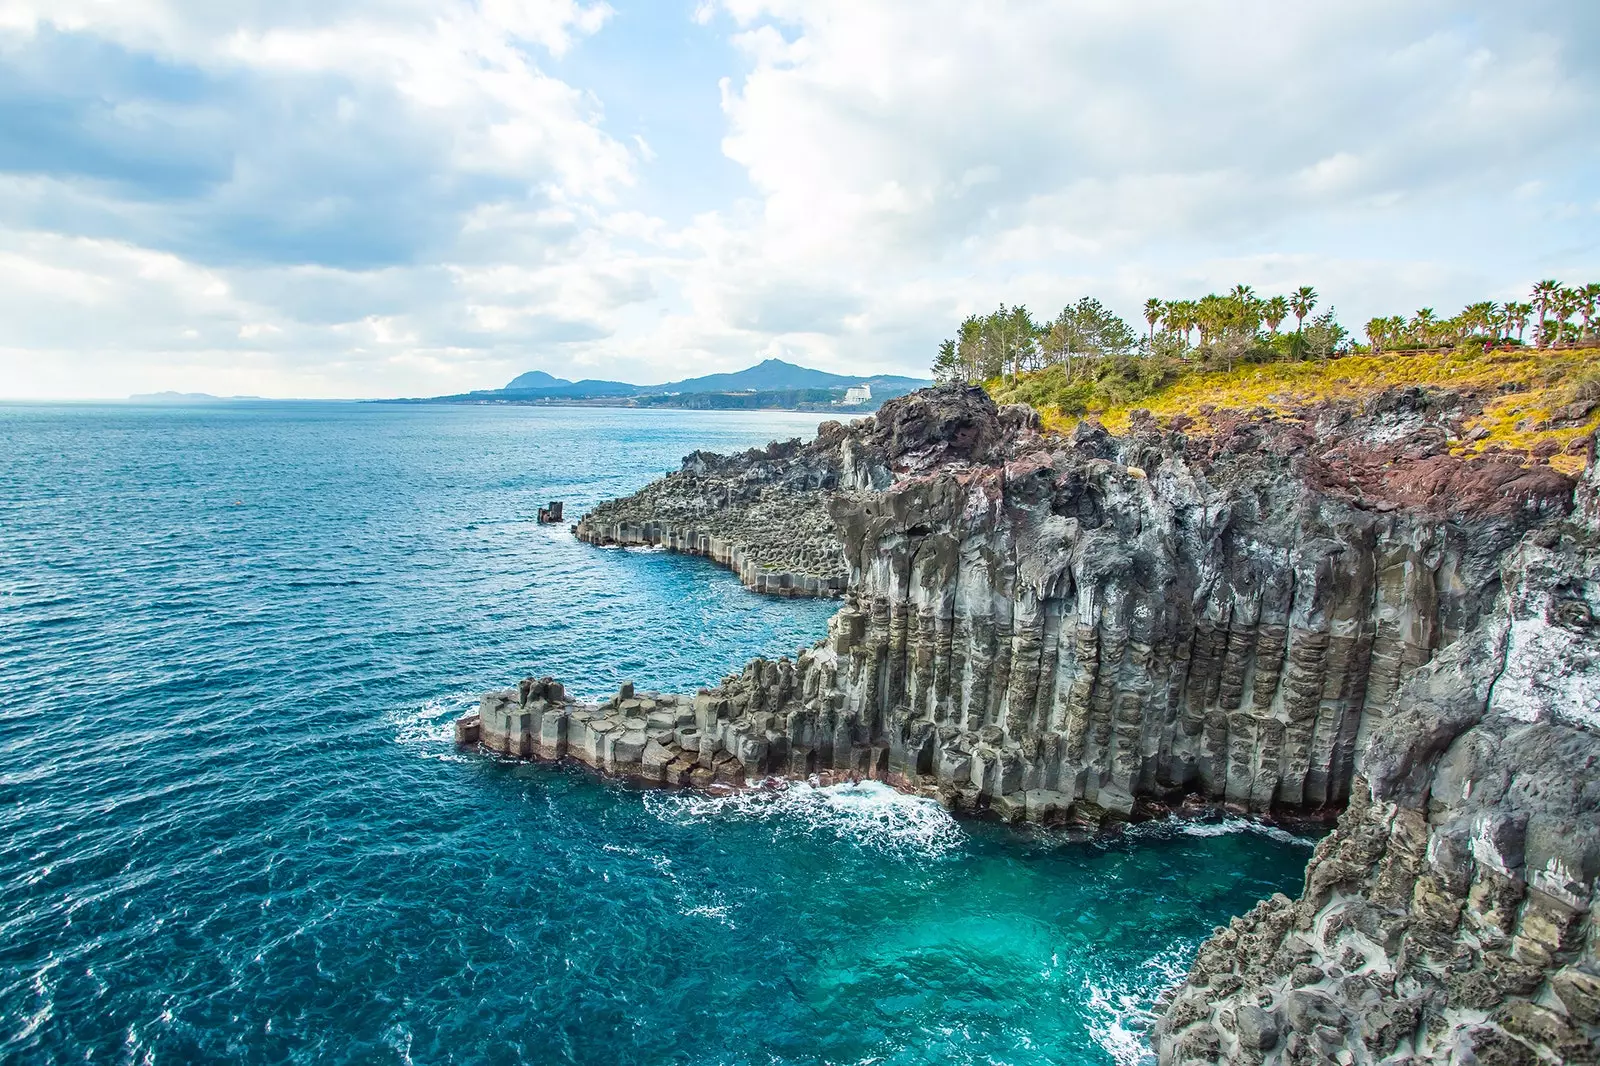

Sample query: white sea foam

[387,693,475,751]
[1125,815,1318,848]
[1083,940,1194,1066]
[623,544,668,553]
[645,780,964,860]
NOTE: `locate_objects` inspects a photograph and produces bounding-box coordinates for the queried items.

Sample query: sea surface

[0,402,1312,1065]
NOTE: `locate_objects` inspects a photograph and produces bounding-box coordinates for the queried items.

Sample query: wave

[1083,939,1195,1066]
[645,780,964,861]
[1124,814,1318,848]
[386,693,476,752]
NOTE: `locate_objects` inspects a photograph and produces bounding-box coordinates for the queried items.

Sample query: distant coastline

[379,357,931,413]
[128,391,268,404]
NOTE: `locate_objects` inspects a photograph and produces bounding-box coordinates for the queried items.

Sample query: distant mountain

[486,378,638,399]
[650,358,927,395]
[504,370,569,390]
[130,391,263,403]
[385,358,932,410]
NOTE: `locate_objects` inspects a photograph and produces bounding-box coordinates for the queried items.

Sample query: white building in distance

[840,384,872,405]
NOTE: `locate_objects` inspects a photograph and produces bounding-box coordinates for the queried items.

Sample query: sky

[0,1,1596,399]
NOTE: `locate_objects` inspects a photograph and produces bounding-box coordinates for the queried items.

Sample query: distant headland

[128,391,266,403]
[380,357,931,412]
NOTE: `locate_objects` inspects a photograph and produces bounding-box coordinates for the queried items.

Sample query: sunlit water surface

[0,402,1310,1064]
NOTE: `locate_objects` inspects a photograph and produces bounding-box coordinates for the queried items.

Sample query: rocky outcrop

[558,387,1570,820]
[572,436,850,597]
[467,383,1598,1060]
[1152,476,1600,1065]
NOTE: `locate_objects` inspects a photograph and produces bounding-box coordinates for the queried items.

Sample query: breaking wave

[1083,940,1195,1066]
[1125,814,1319,848]
[645,780,965,861]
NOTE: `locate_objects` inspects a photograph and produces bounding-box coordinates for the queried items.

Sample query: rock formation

[555,386,1569,820]
[463,383,1597,1062]
[1151,453,1600,1065]
[572,437,850,597]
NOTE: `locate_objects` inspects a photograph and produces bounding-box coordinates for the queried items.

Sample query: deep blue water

[0,402,1311,1065]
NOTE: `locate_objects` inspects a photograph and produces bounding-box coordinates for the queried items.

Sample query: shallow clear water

[0,402,1311,1064]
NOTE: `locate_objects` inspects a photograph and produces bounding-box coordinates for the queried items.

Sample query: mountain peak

[505,370,571,391]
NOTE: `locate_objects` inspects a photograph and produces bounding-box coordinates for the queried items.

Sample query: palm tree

[1505,302,1531,344]
[1553,288,1579,347]
[1289,286,1317,334]
[1410,308,1437,348]
[1263,295,1289,334]
[1530,280,1560,347]
[1487,303,1508,344]
[1463,302,1495,339]
[1143,298,1164,345]
[1365,317,1388,353]
[1196,294,1228,347]
[1580,283,1600,343]
[1172,300,1199,348]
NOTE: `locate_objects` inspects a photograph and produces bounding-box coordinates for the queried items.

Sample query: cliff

[464,383,1597,1062]
[1151,457,1600,1065]
[564,386,1568,820]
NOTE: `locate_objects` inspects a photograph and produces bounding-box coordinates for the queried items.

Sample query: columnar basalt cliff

[558,386,1570,821]
[465,384,1598,1061]
[1153,458,1600,1065]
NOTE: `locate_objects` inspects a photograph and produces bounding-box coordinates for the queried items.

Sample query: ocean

[0,401,1310,1064]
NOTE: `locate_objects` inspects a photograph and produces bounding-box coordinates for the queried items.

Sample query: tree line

[932,285,1345,383]
[1364,281,1599,352]
[933,279,1599,384]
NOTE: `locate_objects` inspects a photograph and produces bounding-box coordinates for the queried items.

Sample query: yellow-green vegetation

[986,347,1600,477]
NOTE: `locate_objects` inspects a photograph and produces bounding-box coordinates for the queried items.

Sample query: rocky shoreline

[459,385,1597,1063]
[571,437,851,597]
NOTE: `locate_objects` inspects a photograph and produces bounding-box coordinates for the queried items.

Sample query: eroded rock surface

[1153,475,1600,1065]
[572,435,851,597]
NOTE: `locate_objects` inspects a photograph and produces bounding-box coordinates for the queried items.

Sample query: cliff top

[987,345,1600,477]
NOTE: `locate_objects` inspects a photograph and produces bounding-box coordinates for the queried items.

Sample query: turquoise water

[0,402,1311,1065]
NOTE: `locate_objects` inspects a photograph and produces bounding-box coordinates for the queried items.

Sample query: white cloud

[0,0,1596,397]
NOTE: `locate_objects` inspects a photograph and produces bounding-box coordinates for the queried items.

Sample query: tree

[1163,300,1198,349]
[1580,283,1600,344]
[1487,303,1508,344]
[1143,298,1164,344]
[957,315,986,380]
[1041,297,1138,376]
[933,338,961,382]
[1304,309,1349,362]
[1462,301,1495,340]
[1365,317,1389,353]
[1506,302,1531,344]
[1195,294,1228,347]
[1553,287,1579,346]
[1409,308,1437,347]
[1289,286,1317,334]
[1531,280,1560,347]
[1263,295,1289,334]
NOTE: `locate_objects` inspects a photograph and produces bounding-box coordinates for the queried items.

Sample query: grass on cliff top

[985,347,1600,476]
